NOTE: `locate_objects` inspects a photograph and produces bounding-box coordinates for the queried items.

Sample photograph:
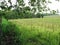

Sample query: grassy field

[9,16,60,45]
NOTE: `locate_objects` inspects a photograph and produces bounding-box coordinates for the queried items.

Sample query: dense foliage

[1,18,22,45]
[0,10,44,19]
[0,0,50,19]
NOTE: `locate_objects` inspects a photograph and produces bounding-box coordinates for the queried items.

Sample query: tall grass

[9,16,60,45]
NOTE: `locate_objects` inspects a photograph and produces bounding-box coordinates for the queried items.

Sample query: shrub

[1,18,21,45]
[36,13,44,18]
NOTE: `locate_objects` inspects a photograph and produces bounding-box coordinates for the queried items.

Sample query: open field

[9,16,60,45]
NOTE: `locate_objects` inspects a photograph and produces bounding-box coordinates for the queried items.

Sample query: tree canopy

[0,0,58,19]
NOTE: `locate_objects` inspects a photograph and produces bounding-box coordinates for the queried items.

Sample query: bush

[0,10,44,19]
[1,18,21,45]
[36,13,44,18]
[4,11,19,19]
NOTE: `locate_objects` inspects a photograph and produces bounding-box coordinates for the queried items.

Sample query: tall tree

[0,0,13,11]
[29,0,47,14]
[0,0,6,10]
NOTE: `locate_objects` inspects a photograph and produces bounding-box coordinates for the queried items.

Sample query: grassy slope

[9,16,60,45]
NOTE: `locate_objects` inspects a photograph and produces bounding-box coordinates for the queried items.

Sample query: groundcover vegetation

[9,17,60,45]
[1,18,22,45]
[1,17,60,45]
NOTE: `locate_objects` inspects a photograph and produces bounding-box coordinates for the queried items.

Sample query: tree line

[0,0,58,19]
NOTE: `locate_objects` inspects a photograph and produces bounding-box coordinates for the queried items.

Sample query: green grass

[9,16,60,45]
[2,18,21,45]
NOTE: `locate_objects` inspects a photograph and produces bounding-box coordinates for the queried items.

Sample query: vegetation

[1,18,21,45]
[9,16,60,45]
[0,0,60,45]
[0,0,52,19]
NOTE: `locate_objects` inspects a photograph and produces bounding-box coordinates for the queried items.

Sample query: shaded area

[1,18,21,45]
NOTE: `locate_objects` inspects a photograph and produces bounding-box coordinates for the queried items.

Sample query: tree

[57,9,59,13]
[52,10,56,14]
[29,0,47,13]
[0,0,6,10]
[0,0,56,19]
[0,0,13,11]
[0,0,23,18]
[28,0,49,18]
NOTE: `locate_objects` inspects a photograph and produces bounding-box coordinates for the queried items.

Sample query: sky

[0,0,60,13]
[24,0,60,13]
[24,0,60,12]
[47,0,60,11]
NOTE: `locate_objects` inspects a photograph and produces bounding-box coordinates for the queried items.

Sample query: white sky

[24,0,60,13]
[0,0,60,13]
[47,0,60,11]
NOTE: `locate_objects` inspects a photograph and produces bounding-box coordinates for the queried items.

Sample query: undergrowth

[1,18,22,45]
